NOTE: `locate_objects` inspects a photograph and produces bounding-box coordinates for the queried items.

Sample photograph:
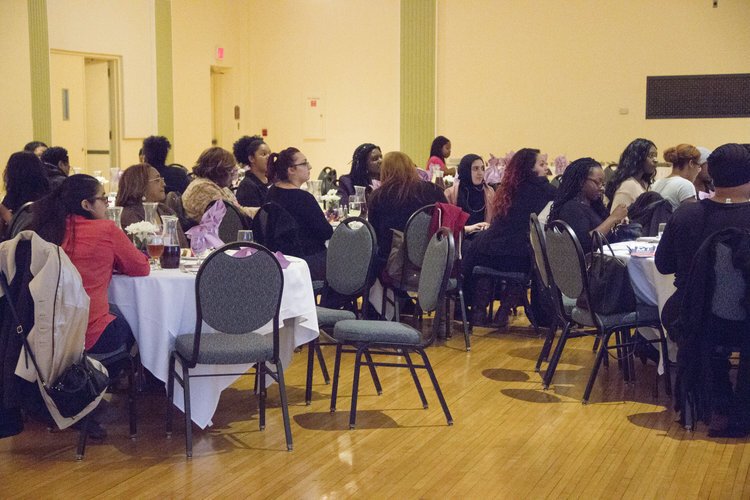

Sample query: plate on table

[636,236,660,243]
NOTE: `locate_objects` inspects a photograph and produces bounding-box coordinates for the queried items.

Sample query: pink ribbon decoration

[231,247,292,269]
[417,168,431,182]
[554,155,569,175]
[186,199,226,255]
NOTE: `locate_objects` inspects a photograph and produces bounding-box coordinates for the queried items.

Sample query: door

[84,58,111,173]
[50,52,86,169]
[211,66,235,148]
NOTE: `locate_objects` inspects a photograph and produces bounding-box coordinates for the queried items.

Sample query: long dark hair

[548,157,608,223]
[349,143,379,187]
[429,136,450,159]
[491,148,540,219]
[456,153,484,211]
[32,174,101,245]
[3,152,50,212]
[604,138,656,206]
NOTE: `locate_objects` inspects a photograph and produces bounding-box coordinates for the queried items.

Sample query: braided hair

[349,143,380,187]
[548,157,608,224]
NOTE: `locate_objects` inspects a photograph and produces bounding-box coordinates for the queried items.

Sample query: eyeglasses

[149,176,164,183]
[586,177,604,188]
[90,196,109,204]
[292,161,311,169]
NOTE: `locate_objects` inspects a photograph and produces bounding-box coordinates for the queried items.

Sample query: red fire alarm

[262,128,268,137]
[216,47,224,61]
[310,99,317,108]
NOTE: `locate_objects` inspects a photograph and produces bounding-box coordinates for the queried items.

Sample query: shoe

[72,417,107,441]
[492,309,509,328]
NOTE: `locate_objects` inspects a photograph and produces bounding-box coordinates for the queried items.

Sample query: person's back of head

[41,146,70,173]
[23,141,47,157]
[142,135,171,167]
[707,143,750,190]
[4,151,51,211]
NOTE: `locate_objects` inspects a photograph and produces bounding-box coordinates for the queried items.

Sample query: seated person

[605,138,657,210]
[444,154,495,238]
[234,135,272,207]
[116,163,188,247]
[368,151,447,275]
[182,147,257,224]
[1,152,51,234]
[651,143,700,209]
[40,146,70,190]
[656,143,750,437]
[337,143,382,206]
[547,157,627,254]
[462,148,555,327]
[142,135,190,195]
[265,147,333,281]
[32,174,150,439]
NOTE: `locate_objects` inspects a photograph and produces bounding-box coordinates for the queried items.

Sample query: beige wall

[437,0,750,165]
[248,0,401,176]
[0,0,34,164]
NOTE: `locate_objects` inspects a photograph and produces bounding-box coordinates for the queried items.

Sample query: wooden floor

[2,311,749,499]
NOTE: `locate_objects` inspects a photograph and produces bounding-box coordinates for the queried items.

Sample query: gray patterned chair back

[8,202,34,239]
[165,191,195,232]
[529,213,551,288]
[209,200,250,243]
[405,205,435,268]
[711,242,747,321]
[193,242,284,361]
[545,220,586,301]
[326,217,377,296]
[417,227,454,314]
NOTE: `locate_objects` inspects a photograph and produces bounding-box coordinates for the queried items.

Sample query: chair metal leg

[543,321,571,388]
[275,362,293,451]
[592,337,600,352]
[330,345,343,412]
[349,346,365,429]
[127,357,137,439]
[458,289,471,351]
[258,362,266,431]
[535,319,558,372]
[315,343,330,384]
[75,415,90,461]
[181,361,193,458]
[521,284,541,336]
[305,341,315,405]
[403,350,428,408]
[660,328,672,397]
[417,348,453,425]
[166,354,176,436]
[363,350,383,395]
[583,331,612,404]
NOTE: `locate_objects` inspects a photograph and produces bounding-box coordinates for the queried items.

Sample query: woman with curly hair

[336,143,382,205]
[651,143,700,208]
[547,158,628,253]
[181,147,256,223]
[605,138,658,210]
[462,148,555,327]
[233,135,272,207]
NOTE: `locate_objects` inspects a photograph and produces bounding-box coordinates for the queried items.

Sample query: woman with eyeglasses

[266,147,333,280]
[116,163,188,247]
[605,138,658,210]
[547,158,628,253]
[181,147,257,224]
[444,154,495,237]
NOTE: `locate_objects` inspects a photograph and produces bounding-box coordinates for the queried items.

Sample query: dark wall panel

[646,74,750,119]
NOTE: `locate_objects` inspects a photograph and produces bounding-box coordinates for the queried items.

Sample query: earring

[142,196,147,202]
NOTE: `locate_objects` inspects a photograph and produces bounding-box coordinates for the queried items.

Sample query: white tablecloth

[608,241,677,367]
[109,256,318,428]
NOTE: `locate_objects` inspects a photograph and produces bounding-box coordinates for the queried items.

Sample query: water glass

[348,199,362,217]
[105,206,123,229]
[237,230,254,242]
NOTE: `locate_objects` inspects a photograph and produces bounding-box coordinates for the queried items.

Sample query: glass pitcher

[143,202,162,233]
[160,215,181,269]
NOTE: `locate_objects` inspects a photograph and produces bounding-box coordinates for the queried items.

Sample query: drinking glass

[348,199,362,217]
[658,223,667,239]
[237,230,254,242]
[105,206,123,229]
[146,234,164,270]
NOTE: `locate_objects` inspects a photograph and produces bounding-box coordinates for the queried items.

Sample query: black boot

[471,277,494,327]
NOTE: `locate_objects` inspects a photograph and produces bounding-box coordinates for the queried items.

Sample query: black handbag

[0,269,109,419]
[577,232,637,315]
[611,222,643,242]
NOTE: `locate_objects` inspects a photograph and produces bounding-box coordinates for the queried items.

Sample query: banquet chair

[164,191,195,232]
[542,220,671,403]
[206,199,251,243]
[675,229,750,431]
[252,202,303,257]
[330,228,455,429]
[166,241,292,456]
[6,202,34,240]
[306,217,379,404]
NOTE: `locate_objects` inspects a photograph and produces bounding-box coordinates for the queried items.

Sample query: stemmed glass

[146,234,164,270]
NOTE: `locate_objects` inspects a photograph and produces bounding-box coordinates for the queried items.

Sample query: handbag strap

[0,270,47,386]
[592,231,615,256]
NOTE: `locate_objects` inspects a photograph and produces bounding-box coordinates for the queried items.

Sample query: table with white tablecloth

[108,256,318,429]
[608,241,677,367]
